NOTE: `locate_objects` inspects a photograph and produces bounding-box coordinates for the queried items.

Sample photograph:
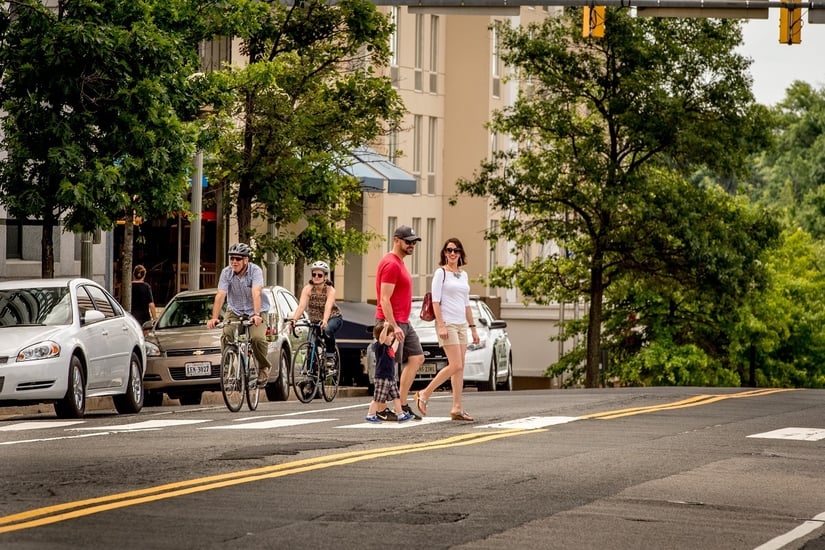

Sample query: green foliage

[210,0,405,268]
[459,9,769,386]
[0,0,208,277]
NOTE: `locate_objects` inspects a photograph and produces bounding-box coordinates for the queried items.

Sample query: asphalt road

[1,387,825,550]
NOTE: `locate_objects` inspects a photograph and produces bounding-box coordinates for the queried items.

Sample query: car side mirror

[84,310,105,324]
[478,318,489,327]
[489,320,507,330]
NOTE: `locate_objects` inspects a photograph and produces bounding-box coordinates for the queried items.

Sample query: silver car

[143,286,306,406]
[0,278,146,418]
[368,296,513,391]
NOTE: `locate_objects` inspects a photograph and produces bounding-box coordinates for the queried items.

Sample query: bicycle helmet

[310,260,330,274]
[227,243,252,257]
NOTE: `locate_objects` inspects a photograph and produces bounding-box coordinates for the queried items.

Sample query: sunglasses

[229,256,244,262]
[311,272,325,278]
[445,247,462,254]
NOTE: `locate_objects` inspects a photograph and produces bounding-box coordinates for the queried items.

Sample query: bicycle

[290,320,340,403]
[217,317,261,412]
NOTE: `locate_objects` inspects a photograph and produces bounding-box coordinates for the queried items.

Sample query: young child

[366,321,414,423]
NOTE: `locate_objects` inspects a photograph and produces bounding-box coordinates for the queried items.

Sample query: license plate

[184,362,211,377]
[419,362,438,375]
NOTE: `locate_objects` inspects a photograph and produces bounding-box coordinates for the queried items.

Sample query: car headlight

[144,341,162,357]
[17,341,60,362]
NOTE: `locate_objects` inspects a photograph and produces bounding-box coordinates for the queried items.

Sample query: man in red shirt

[375,225,425,420]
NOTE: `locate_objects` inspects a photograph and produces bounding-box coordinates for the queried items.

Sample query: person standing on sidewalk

[414,238,479,421]
[374,225,425,421]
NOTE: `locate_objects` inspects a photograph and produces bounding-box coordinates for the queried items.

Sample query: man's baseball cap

[393,225,422,242]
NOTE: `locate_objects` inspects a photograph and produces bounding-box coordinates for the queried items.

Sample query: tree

[748,82,825,237]
[456,9,771,387]
[211,0,404,281]
[0,0,214,308]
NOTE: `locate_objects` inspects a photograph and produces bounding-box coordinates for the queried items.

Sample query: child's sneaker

[365,415,381,423]
[397,412,414,422]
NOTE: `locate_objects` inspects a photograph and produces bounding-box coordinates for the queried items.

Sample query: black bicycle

[217,317,260,412]
[291,320,340,403]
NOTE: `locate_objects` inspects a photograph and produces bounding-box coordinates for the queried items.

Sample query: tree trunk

[293,257,306,296]
[585,262,605,388]
[121,217,134,311]
[41,212,55,279]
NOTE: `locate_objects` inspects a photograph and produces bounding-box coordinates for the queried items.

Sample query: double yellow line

[580,388,797,420]
[0,387,799,533]
[0,428,543,533]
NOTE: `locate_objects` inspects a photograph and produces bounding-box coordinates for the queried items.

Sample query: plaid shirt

[217,262,270,316]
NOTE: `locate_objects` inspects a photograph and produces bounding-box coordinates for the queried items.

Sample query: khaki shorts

[437,322,468,347]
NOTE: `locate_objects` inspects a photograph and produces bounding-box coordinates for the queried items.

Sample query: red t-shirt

[375,252,412,323]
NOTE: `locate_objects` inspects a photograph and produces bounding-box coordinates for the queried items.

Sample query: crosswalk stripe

[0,421,85,431]
[200,418,333,430]
[747,427,825,441]
[71,419,210,431]
[337,417,452,429]
[478,416,580,430]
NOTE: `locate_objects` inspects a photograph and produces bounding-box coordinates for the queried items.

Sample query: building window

[5,219,22,259]
[388,129,398,163]
[412,217,421,279]
[414,14,424,91]
[429,16,439,93]
[492,26,502,98]
[413,114,422,193]
[388,216,398,252]
[426,217,436,287]
[427,117,437,195]
[199,37,232,72]
[390,7,400,86]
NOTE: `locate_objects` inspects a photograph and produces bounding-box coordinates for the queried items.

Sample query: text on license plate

[185,362,212,377]
[419,363,438,375]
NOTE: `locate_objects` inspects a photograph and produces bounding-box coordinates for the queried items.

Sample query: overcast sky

[739,12,825,105]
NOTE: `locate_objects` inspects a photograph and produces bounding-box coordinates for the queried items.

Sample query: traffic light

[779,0,802,44]
[582,5,606,38]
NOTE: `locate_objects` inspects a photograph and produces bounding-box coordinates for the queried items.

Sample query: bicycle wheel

[220,345,245,412]
[321,347,340,402]
[245,351,260,411]
[291,342,317,403]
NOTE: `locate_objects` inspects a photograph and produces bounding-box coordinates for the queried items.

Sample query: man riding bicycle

[207,243,272,387]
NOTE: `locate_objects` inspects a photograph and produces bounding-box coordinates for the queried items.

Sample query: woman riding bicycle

[290,260,343,361]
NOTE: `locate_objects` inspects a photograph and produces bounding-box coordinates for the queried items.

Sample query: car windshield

[0,287,73,326]
[157,295,220,329]
[408,300,481,330]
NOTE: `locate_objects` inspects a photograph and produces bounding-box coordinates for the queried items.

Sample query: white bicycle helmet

[310,260,330,274]
[228,243,252,257]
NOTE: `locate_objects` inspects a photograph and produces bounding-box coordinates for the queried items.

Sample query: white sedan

[368,296,513,391]
[0,278,145,418]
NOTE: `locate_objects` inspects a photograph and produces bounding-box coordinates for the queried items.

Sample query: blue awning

[343,147,417,194]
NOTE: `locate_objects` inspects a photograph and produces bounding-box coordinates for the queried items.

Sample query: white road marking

[478,416,580,430]
[0,432,111,446]
[754,511,825,550]
[200,418,334,430]
[0,421,85,431]
[337,417,452,429]
[71,419,210,431]
[747,427,825,441]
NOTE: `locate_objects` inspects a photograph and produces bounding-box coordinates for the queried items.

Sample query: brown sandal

[450,410,474,422]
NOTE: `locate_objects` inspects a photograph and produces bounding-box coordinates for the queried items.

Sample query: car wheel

[114,352,144,414]
[144,391,164,407]
[179,391,203,406]
[498,354,513,391]
[55,355,86,418]
[265,348,290,402]
[478,357,497,392]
